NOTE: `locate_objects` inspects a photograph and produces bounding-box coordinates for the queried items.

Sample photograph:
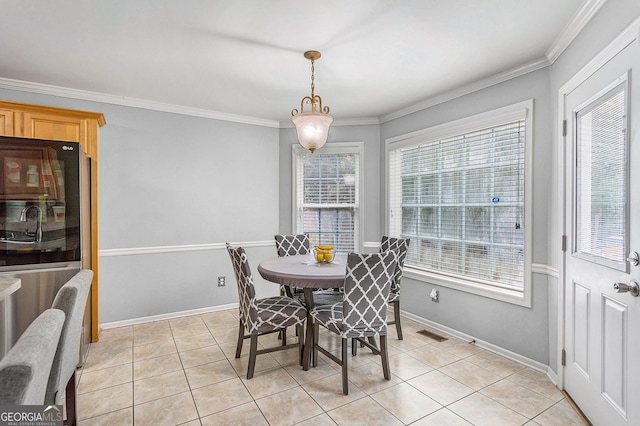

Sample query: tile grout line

[130,341,135,424]
[78,310,583,425]
[169,318,203,424]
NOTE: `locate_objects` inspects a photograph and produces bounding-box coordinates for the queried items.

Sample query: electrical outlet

[217,276,225,287]
[430,289,439,302]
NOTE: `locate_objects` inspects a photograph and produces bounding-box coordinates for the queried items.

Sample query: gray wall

[97,105,281,323]
[99,106,279,248]
[0,88,281,323]
[380,69,553,364]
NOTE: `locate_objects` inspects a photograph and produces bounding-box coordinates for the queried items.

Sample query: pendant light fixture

[291,50,333,153]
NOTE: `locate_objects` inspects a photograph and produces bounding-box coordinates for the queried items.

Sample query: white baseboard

[100,303,239,330]
[546,365,559,387]
[401,310,553,376]
[99,302,560,389]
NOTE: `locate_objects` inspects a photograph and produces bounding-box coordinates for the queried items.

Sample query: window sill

[403,266,532,307]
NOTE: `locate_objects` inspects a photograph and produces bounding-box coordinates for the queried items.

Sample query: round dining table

[257,254,347,290]
[257,253,347,369]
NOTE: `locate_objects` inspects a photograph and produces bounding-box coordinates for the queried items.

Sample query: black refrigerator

[0,136,91,363]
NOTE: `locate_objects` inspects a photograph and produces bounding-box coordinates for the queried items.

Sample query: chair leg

[302,320,313,371]
[341,337,349,395]
[380,335,391,380]
[367,336,377,350]
[235,320,244,358]
[283,285,294,298]
[313,323,320,368]
[393,300,403,340]
[281,328,287,346]
[64,370,77,426]
[297,324,304,366]
[247,333,259,379]
[353,336,377,356]
[277,287,289,341]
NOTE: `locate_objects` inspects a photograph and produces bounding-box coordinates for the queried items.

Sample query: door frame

[556,17,640,389]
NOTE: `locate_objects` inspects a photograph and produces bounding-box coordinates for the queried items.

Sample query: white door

[563,40,640,425]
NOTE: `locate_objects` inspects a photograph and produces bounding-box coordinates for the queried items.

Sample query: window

[575,82,627,268]
[293,143,363,253]
[386,101,532,305]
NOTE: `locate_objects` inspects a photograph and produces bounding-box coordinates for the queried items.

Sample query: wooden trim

[0,100,105,126]
[562,390,592,425]
[90,155,100,341]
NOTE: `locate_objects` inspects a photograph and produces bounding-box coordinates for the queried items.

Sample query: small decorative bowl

[313,245,335,263]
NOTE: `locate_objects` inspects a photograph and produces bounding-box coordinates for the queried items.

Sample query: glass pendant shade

[291,50,333,153]
[292,112,333,153]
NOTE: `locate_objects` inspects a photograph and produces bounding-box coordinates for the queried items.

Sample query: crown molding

[0,1,605,130]
[0,76,280,128]
[0,77,125,105]
[333,117,381,126]
[559,14,639,96]
[121,97,280,128]
[279,116,381,129]
[0,75,378,129]
[380,0,606,123]
[380,57,550,123]
[545,0,608,63]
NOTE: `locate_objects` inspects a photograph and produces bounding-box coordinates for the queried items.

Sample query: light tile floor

[75,309,586,426]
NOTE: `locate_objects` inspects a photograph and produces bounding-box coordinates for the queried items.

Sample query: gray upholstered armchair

[45,269,93,426]
[0,309,65,404]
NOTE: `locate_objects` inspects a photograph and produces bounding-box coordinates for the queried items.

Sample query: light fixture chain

[310,59,315,98]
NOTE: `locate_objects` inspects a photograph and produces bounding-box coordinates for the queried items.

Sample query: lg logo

[62,145,74,151]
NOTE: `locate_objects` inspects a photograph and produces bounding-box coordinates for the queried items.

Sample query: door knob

[614,280,639,297]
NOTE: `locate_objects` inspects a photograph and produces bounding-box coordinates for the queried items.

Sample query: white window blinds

[388,117,526,290]
[576,83,627,265]
[294,145,361,253]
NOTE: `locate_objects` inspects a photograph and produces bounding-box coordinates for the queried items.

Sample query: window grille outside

[294,144,362,253]
[388,115,527,292]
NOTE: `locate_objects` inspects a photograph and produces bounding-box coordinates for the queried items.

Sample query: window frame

[385,100,533,306]
[292,142,364,253]
[573,81,628,272]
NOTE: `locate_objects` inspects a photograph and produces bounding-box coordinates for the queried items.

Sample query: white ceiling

[0,0,594,126]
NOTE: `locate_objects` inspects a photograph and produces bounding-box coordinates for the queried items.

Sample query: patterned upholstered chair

[305,251,398,395]
[227,243,307,379]
[274,233,341,306]
[274,233,310,298]
[45,269,93,426]
[275,233,311,257]
[380,236,410,340]
[0,309,65,405]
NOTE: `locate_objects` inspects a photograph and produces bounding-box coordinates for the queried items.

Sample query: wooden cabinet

[0,100,105,341]
[0,109,14,136]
